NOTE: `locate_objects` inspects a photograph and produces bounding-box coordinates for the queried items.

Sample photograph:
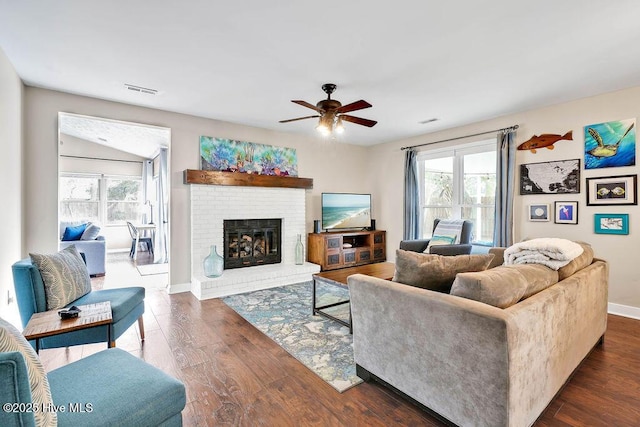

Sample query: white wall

[0,47,24,323]
[24,87,372,291]
[370,85,640,310]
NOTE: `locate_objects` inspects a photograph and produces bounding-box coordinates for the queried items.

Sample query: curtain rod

[60,154,143,164]
[401,125,519,151]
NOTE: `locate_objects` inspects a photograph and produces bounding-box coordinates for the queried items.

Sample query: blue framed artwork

[584,118,636,169]
[594,213,629,235]
[199,136,298,176]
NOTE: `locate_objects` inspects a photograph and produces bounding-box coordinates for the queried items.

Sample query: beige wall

[24,87,372,289]
[59,133,145,176]
[370,85,640,310]
[0,47,24,323]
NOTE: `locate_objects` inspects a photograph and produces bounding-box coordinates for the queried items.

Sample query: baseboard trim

[608,303,640,320]
[167,282,191,294]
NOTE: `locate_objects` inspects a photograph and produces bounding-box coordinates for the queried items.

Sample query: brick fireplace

[189,183,319,300]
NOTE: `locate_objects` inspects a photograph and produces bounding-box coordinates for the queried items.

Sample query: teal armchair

[11,258,144,349]
[0,347,186,426]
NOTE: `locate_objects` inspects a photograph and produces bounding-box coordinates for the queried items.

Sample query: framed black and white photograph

[586,174,637,206]
[528,204,550,221]
[520,159,580,195]
[594,213,629,235]
[554,201,578,224]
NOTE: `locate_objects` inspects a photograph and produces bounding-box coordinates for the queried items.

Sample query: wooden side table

[22,302,113,353]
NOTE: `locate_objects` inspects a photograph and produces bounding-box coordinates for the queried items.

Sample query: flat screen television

[321,193,371,230]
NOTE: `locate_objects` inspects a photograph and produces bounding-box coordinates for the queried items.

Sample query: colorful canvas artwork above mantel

[584,118,636,169]
[200,136,298,176]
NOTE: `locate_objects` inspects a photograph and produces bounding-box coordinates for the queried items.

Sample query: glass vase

[295,234,304,265]
[203,245,224,277]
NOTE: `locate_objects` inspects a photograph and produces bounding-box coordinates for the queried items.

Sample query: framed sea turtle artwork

[584,118,636,169]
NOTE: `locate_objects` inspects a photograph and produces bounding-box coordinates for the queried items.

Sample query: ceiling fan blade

[335,100,372,114]
[279,115,320,123]
[292,100,322,113]
[340,114,377,127]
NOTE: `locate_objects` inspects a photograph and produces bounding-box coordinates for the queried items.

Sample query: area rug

[222,281,362,392]
[136,263,169,276]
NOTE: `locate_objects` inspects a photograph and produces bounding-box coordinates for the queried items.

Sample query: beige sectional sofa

[348,249,608,427]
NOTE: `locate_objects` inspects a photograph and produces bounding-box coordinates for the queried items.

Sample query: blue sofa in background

[59,220,106,276]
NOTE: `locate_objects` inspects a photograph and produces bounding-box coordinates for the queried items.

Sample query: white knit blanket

[504,238,583,270]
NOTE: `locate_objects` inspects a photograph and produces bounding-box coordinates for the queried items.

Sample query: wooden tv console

[307,230,386,271]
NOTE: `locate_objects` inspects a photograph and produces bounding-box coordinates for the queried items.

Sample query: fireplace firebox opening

[223,219,282,269]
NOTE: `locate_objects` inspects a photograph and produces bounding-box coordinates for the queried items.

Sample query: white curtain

[154,148,169,263]
[142,159,153,223]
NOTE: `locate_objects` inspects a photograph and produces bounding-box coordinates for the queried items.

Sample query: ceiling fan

[279,83,377,135]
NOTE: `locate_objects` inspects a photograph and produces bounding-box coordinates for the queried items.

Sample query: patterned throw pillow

[0,317,57,426]
[30,245,92,310]
[424,234,457,253]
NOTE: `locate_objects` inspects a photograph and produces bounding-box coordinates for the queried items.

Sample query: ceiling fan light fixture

[335,117,345,134]
[316,115,334,136]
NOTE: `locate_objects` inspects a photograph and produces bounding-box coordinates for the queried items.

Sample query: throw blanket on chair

[504,238,584,270]
[433,219,466,244]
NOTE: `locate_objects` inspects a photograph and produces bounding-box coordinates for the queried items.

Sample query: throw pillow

[80,222,102,240]
[450,264,558,308]
[61,223,88,241]
[0,317,57,426]
[30,245,92,310]
[423,234,457,253]
[392,249,495,293]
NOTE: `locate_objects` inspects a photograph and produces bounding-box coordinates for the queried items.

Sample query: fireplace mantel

[184,169,313,189]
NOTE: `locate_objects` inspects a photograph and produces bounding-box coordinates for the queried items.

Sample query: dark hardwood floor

[37,256,640,426]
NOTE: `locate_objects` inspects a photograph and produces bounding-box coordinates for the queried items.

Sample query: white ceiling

[59,113,170,159]
[3,1,640,146]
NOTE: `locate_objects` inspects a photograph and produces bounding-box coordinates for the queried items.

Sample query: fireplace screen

[223,219,281,269]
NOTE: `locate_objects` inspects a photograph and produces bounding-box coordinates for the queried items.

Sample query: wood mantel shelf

[183,169,313,189]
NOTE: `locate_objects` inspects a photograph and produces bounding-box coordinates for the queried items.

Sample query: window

[59,175,100,222]
[106,177,141,224]
[60,174,142,225]
[418,140,496,245]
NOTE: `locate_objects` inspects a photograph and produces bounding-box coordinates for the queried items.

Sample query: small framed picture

[594,213,629,235]
[555,201,578,224]
[528,204,550,221]
[586,174,637,206]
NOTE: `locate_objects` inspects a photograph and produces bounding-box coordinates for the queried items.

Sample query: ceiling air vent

[419,118,438,124]
[124,83,158,95]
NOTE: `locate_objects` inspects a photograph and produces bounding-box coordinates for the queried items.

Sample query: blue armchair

[11,258,144,349]
[400,219,474,256]
[0,347,186,426]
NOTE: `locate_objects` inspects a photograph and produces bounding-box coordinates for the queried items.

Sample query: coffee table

[22,302,113,353]
[312,262,396,333]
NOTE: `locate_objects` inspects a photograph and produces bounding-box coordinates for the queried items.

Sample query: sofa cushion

[62,223,88,241]
[557,241,594,281]
[0,318,57,427]
[29,245,92,310]
[393,249,494,293]
[73,287,145,323]
[451,263,559,308]
[488,247,506,269]
[80,222,102,240]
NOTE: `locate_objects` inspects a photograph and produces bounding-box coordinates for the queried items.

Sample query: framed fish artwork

[517,131,573,153]
[585,174,637,206]
[584,118,636,169]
